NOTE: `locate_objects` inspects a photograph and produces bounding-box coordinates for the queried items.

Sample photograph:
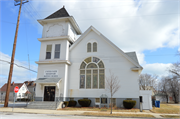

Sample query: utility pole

[4,0,28,107]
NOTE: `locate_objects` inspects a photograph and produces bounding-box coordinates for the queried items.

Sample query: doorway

[44,86,55,101]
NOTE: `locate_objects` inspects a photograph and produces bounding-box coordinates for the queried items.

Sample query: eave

[35,60,71,65]
[38,36,74,43]
[131,67,143,71]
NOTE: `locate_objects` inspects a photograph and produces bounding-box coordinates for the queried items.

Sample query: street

[0,112,160,119]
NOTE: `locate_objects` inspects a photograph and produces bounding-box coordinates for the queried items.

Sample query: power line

[1,12,180,25]
[0,59,37,73]
[29,1,179,12]
[28,2,42,18]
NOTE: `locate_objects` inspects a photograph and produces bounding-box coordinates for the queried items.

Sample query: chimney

[11,82,14,86]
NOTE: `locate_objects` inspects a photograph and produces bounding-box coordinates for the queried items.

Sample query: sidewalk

[0,107,179,118]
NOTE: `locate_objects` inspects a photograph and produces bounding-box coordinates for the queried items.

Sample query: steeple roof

[45,6,70,19]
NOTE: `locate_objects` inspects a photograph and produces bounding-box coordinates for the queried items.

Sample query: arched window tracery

[80,57,105,89]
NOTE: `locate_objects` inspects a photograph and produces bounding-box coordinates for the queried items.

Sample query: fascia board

[38,36,74,43]
[70,25,142,69]
[99,33,143,68]
[35,60,71,65]
[70,26,93,51]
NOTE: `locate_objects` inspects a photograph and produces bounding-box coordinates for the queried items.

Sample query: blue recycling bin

[155,101,160,108]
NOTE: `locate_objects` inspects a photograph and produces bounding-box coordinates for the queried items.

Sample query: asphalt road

[0,102,28,108]
[0,112,162,119]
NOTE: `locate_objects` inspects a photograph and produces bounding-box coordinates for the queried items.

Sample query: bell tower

[35,7,81,101]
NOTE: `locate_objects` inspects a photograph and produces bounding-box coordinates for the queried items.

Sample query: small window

[19,93,21,97]
[46,45,52,59]
[1,93,3,95]
[95,98,100,103]
[22,87,25,91]
[34,88,35,91]
[93,42,97,52]
[54,44,61,58]
[87,43,91,52]
[22,93,25,97]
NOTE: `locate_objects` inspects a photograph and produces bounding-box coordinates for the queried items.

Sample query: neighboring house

[0,82,29,101]
[24,81,36,97]
[154,92,173,103]
[34,7,151,109]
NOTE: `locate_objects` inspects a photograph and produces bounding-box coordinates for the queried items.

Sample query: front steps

[26,101,61,110]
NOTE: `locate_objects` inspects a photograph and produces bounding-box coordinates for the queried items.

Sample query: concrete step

[26,101,61,110]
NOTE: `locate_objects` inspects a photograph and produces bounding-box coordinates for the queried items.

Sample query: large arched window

[87,43,91,52]
[80,57,105,89]
[93,42,97,52]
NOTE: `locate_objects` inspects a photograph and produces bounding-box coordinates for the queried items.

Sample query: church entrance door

[44,86,55,101]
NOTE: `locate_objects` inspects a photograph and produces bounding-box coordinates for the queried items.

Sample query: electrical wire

[0,59,37,73]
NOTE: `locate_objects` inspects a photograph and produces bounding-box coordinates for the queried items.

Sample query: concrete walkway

[0,107,180,118]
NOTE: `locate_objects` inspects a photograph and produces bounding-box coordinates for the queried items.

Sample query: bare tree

[169,63,180,77]
[158,76,170,103]
[106,71,120,114]
[139,73,158,94]
[168,76,180,103]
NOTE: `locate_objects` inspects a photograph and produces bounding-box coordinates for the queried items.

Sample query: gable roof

[0,82,24,92]
[45,7,70,19]
[70,26,143,69]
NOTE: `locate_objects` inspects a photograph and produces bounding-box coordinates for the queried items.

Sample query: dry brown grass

[60,107,142,112]
[161,115,180,118]
[150,104,180,114]
[78,112,154,118]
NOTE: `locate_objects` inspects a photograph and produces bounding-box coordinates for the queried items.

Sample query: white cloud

[25,0,180,53]
[0,52,37,87]
[141,63,172,77]
[20,0,179,77]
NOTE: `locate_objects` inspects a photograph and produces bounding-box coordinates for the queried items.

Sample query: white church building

[34,7,152,109]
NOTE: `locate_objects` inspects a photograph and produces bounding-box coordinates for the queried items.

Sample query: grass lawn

[60,107,142,112]
[150,104,180,114]
[161,115,180,118]
[77,112,154,118]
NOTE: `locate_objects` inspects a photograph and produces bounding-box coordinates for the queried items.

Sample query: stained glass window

[80,57,105,89]
[98,61,104,68]
[87,63,97,68]
[93,70,98,88]
[99,69,105,89]
[87,43,91,52]
[86,70,91,89]
[80,62,86,69]
[93,42,97,52]
[93,57,100,63]
[80,70,85,88]
[84,57,91,64]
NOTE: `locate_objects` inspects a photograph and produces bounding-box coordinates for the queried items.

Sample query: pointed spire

[45,6,70,19]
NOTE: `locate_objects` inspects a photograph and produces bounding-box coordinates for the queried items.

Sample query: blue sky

[0,0,179,87]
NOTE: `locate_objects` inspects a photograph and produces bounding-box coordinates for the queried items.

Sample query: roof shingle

[45,7,70,19]
[0,83,23,92]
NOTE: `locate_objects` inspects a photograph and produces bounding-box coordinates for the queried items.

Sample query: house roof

[24,81,36,87]
[0,82,23,92]
[125,52,139,65]
[70,26,143,69]
[45,6,70,19]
